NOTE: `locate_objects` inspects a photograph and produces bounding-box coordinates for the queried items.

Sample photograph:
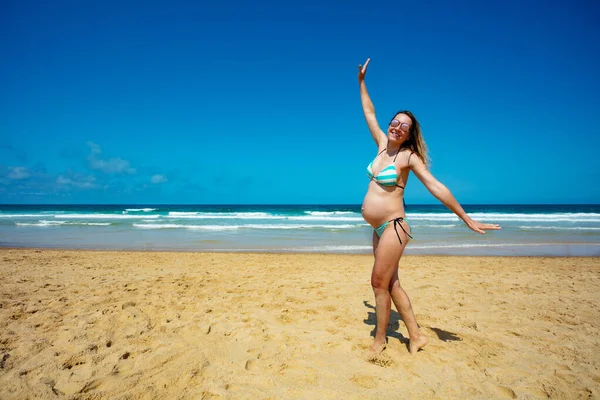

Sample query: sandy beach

[0,249,599,399]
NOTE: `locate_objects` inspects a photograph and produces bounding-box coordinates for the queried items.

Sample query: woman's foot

[409,334,428,354]
[369,339,387,354]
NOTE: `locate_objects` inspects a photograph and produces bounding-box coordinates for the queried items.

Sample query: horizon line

[1,203,599,207]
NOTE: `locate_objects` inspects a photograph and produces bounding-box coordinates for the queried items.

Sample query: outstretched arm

[410,156,501,234]
[358,58,386,147]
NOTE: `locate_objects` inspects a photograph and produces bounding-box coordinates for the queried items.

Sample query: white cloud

[151,174,168,184]
[56,176,72,185]
[56,174,98,189]
[87,141,102,155]
[7,167,30,180]
[86,141,136,174]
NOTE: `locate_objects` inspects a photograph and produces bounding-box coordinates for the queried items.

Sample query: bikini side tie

[392,217,413,244]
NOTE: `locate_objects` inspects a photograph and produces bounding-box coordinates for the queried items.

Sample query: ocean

[0,204,599,256]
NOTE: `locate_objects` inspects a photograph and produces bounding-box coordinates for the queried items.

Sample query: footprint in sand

[351,374,378,389]
[488,384,517,399]
[61,354,86,370]
[198,323,211,334]
[0,353,10,369]
[279,364,319,384]
[55,354,93,395]
[121,301,136,309]
[366,353,395,368]
[87,344,98,353]
[113,304,152,338]
[245,359,259,372]
[79,377,109,394]
[200,390,222,399]
[279,311,293,324]
[111,351,134,375]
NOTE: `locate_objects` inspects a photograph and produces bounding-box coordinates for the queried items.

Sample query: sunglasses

[390,119,411,133]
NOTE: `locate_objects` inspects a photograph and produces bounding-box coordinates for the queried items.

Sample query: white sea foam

[55,214,160,219]
[407,212,600,222]
[519,225,600,231]
[124,208,156,212]
[231,212,283,218]
[0,214,44,218]
[287,216,364,222]
[168,212,200,216]
[414,224,457,228]
[132,223,364,230]
[304,211,356,216]
[16,221,65,226]
[133,224,239,230]
[16,221,111,227]
[244,224,363,230]
[166,214,284,220]
[132,224,238,231]
[166,212,282,219]
[168,212,271,217]
[166,212,362,221]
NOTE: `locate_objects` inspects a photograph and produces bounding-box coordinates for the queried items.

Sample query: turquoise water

[1,204,599,256]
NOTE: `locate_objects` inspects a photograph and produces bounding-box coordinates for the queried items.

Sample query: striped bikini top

[366,148,405,189]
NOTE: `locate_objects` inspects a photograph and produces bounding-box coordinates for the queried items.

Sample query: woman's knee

[371,266,395,289]
[371,274,388,290]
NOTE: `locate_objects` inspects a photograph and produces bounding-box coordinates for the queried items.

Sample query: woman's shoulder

[399,149,419,169]
[399,149,414,161]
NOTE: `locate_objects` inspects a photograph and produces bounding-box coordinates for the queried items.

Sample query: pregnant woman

[358,58,500,354]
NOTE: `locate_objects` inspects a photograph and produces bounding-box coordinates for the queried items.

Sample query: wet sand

[1,249,599,399]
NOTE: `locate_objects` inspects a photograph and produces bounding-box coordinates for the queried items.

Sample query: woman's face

[387,113,412,144]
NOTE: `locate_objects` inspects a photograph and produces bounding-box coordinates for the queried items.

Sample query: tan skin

[358,58,501,354]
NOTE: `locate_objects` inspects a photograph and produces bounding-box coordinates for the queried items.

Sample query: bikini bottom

[374,217,413,244]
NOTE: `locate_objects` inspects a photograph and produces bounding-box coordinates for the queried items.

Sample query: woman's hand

[358,58,370,83]
[466,219,501,234]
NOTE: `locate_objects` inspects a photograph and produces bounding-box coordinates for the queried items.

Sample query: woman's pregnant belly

[361,186,405,228]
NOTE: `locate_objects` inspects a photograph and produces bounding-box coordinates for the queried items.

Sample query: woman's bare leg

[369,227,407,353]
[389,271,428,354]
[372,224,427,354]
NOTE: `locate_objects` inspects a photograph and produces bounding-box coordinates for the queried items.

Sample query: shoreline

[1,244,599,257]
[2,245,599,258]
[1,249,599,399]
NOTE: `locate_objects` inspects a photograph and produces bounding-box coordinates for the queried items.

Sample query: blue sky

[1,0,599,204]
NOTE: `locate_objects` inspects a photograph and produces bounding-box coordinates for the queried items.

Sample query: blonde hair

[392,110,430,168]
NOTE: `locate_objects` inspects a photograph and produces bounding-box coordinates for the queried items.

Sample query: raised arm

[409,155,501,234]
[358,59,386,146]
